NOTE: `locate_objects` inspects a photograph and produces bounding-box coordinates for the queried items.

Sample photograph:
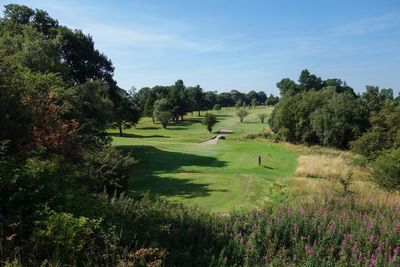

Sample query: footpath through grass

[111,107,298,211]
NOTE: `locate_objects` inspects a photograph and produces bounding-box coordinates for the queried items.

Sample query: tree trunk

[181,115,184,121]
[119,123,123,136]
[198,110,201,116]
[152,116,155,124]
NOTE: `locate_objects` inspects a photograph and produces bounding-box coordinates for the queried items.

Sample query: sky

[1,0,400,95]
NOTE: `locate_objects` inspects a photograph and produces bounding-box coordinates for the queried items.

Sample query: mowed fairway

[111,107,298,211]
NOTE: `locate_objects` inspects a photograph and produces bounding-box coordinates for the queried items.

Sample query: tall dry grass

[287,144,400,209]
[295,155,349,179]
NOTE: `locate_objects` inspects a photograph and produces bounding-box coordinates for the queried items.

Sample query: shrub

[258,113,266,123]
[351,102,400,159]
[235,101,242,109]
[202,113,217,133]
[156,111,173,128]
[236,108,248,123]
[251,98,257,108]
[0,150,85,219]
[153,98,173,128]
[34,209,104,265]
[243,129,276,141]
[371,148,400,190]
[81,146,136,194]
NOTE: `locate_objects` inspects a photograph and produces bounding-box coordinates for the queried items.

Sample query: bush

[0,149,85,219]
[371,148,400,190]
[202,113,217,133]
[351,102,400,159]
[81,146,136,194]
[258,113,266,123]
[34,209,104,265]
[243,129,276,141]
[236,108,248,123]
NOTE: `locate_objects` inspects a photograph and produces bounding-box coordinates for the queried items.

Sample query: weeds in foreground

[1,193,399,266]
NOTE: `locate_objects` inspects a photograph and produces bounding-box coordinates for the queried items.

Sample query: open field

[110,106,400,212]
[110,106,299,211]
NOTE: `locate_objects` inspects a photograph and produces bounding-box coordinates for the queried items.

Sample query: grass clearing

[110,106,400,212]
[111,106,298,211]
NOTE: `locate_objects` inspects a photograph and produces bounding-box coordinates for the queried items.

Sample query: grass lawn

[110,106,298,212]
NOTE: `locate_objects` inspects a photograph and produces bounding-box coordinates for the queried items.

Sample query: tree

[3,4,35,24]
[153,98,173,128]
[235,100,242,109]
[230,90,246,105]
[380,88,394,100]
[204,91,217,111]
[168,80,188,121]
[202,113,217,133]
[298,69,323,91]
[258,113,266,123]
[310,92,367,147]
[266,94,279,105]
[187,85,205,116]
[143,91,157,123]
[362,85,384,114]
[277,78,299,96]
[256,91,267,105]
[218,92,235,107]
[251,98,257,109]
[351,101,400,159]
[113,89,141,136]
[236,108,249,123]
[55,80,114,134]
[371,148,400,190]
[247,90,258,103]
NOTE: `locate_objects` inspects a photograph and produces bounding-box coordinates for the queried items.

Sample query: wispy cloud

[79,23,238,53]
[332,13,400,35]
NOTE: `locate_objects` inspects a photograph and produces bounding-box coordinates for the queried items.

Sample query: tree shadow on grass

[138,126,160,130]
[117,145,228,199]
[215,114,234,118]
[243,121,261,124]
[108,133,169,138]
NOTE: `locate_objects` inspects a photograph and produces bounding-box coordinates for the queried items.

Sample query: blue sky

[1,0,400,95]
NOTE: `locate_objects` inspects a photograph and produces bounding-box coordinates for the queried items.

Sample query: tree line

[270,69,399,189]
[131,81,279,129]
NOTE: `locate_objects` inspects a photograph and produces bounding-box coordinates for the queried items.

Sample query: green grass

[111,106,298,212]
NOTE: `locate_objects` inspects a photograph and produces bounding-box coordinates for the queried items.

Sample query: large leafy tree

[153,98,173,128]
[310,92,367,147]
[351,102,400,159]
[298,69,323,91]
[168,80,188,121]
[276,78,299,96]
[113,89,141,136]
[187,85,205,116]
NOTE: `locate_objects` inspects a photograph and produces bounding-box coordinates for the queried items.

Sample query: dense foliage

[2,194,399,266]
[0,4,137,263]
[371,149,400,190]
[270,70,397,149]
[1,4,399,266]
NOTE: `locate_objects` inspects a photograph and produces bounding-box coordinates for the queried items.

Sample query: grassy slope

[111,106,298,211]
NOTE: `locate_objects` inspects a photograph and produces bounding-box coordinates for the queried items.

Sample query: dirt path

[201,129,233,144]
